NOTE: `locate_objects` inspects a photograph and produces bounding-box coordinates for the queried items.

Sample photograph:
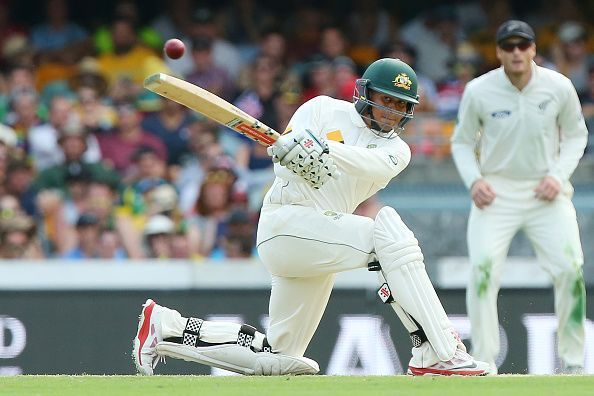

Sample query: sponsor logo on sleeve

[326,130,344,143]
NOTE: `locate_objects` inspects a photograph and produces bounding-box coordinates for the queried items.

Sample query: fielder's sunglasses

[499,40,533,52]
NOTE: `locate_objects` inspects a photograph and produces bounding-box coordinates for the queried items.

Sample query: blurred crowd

[0,0,593,260]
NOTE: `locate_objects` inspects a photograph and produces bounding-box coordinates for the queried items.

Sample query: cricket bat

[144,73,280,146]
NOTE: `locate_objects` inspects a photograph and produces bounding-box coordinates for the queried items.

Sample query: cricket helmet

[354,58,419,136]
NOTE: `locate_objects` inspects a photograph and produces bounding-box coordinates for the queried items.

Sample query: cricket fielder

[451,20,588,374]
[133,58,489,376]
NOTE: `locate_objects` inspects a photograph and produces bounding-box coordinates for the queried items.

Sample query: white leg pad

[376,271,419,333]
[156,342,319,375]
[374,207,458,361]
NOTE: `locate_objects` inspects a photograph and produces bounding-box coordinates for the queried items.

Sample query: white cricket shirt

[261,95,411,214]
[451,62,588,189]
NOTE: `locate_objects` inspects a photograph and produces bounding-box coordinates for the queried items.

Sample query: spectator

[4,159,34,213]
[30,0,90,64]
[0,2,27,67]
[348,0,396,53]
[333,56,359,102]
[151,0,193,43]
[1,34,34,70]
[69,57,117,133]
[218,209,256,259]
[165,7,243,81]
[141,98,194,167]
[63,213,102,259]
[5,88,42,159]
[435,42,483,120]
[0,125,18,192]
[31,116,119,196]
[175,119,230,214]
[233,55,281,209]
[190,166,242,257]
[94,0,162,55]
[113,145,172,258]
[301,58,336,102]
[30,117,120,255]
[255,28,287,67]
[401,6,463,83]
[97,102,167,176]
[86,179,119,229]
[97,17,169,94]
[283,5,325,63]
[552,21,590,95]
[28,97,101,170]
[98,228,127,259]
[0,213,42,258]
[143,214,175,259]
[1,64,37,122]
[318,26,349,63]
[221,0,275,62]
[185,35,235,101]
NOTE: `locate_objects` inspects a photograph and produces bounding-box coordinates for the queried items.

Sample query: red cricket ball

[164,38,185,59]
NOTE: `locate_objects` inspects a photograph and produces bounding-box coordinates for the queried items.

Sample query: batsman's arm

[328,140,410,187]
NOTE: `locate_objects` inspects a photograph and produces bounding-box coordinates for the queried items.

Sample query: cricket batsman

[133,58,490,376]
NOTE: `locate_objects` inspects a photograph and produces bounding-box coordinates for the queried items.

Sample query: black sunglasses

[499,40,533,52]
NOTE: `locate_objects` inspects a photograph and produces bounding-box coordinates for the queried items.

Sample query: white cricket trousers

[466,176,586,368]
[256,203,376,356]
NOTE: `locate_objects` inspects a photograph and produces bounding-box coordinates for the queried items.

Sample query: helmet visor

[353,85,415,137]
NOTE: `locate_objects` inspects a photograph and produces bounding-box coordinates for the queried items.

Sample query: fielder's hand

[470,179,496,209]
[534,175,560,201]
[267,129,340,188]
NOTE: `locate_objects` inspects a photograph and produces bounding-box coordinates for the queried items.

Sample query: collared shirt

[262,95,411,214]
[451,62,588,188]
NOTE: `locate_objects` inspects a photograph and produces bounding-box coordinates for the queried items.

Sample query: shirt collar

[349,103,368,128]
[498,61,538,91]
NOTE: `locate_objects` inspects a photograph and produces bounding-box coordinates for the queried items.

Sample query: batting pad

[156,342,319,375]
[374,207,458,361]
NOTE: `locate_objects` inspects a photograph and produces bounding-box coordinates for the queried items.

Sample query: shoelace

[154,355,167,367]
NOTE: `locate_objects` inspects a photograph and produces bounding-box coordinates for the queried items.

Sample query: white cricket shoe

[133,299,163,375]
[408,343,490,376]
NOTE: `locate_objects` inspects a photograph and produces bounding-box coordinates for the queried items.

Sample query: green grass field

[1,375,593,396]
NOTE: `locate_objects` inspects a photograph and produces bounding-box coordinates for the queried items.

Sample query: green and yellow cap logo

[393,73,412,90]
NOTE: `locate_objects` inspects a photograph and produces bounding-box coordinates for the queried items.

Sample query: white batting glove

[302,152,339,189]
[267,129,326,175]
[267,129,340,188]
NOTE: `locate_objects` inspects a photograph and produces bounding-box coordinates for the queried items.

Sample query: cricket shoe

[407,343,490,376]
[133,299,164,375]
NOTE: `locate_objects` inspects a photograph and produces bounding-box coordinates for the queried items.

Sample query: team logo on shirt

[323,211,343,220]
[367,144,377,148]
[491,110,511,118]
[393,73,412,90]
[538,99,551,111]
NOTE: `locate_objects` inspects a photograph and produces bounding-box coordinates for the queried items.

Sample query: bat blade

[144,73,280,146]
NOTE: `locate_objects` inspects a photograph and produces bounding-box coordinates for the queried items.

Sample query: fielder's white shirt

[451,62,588,189]
[261,95,411,214]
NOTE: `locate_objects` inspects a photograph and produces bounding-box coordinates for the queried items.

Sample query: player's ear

[495,47,504,62]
